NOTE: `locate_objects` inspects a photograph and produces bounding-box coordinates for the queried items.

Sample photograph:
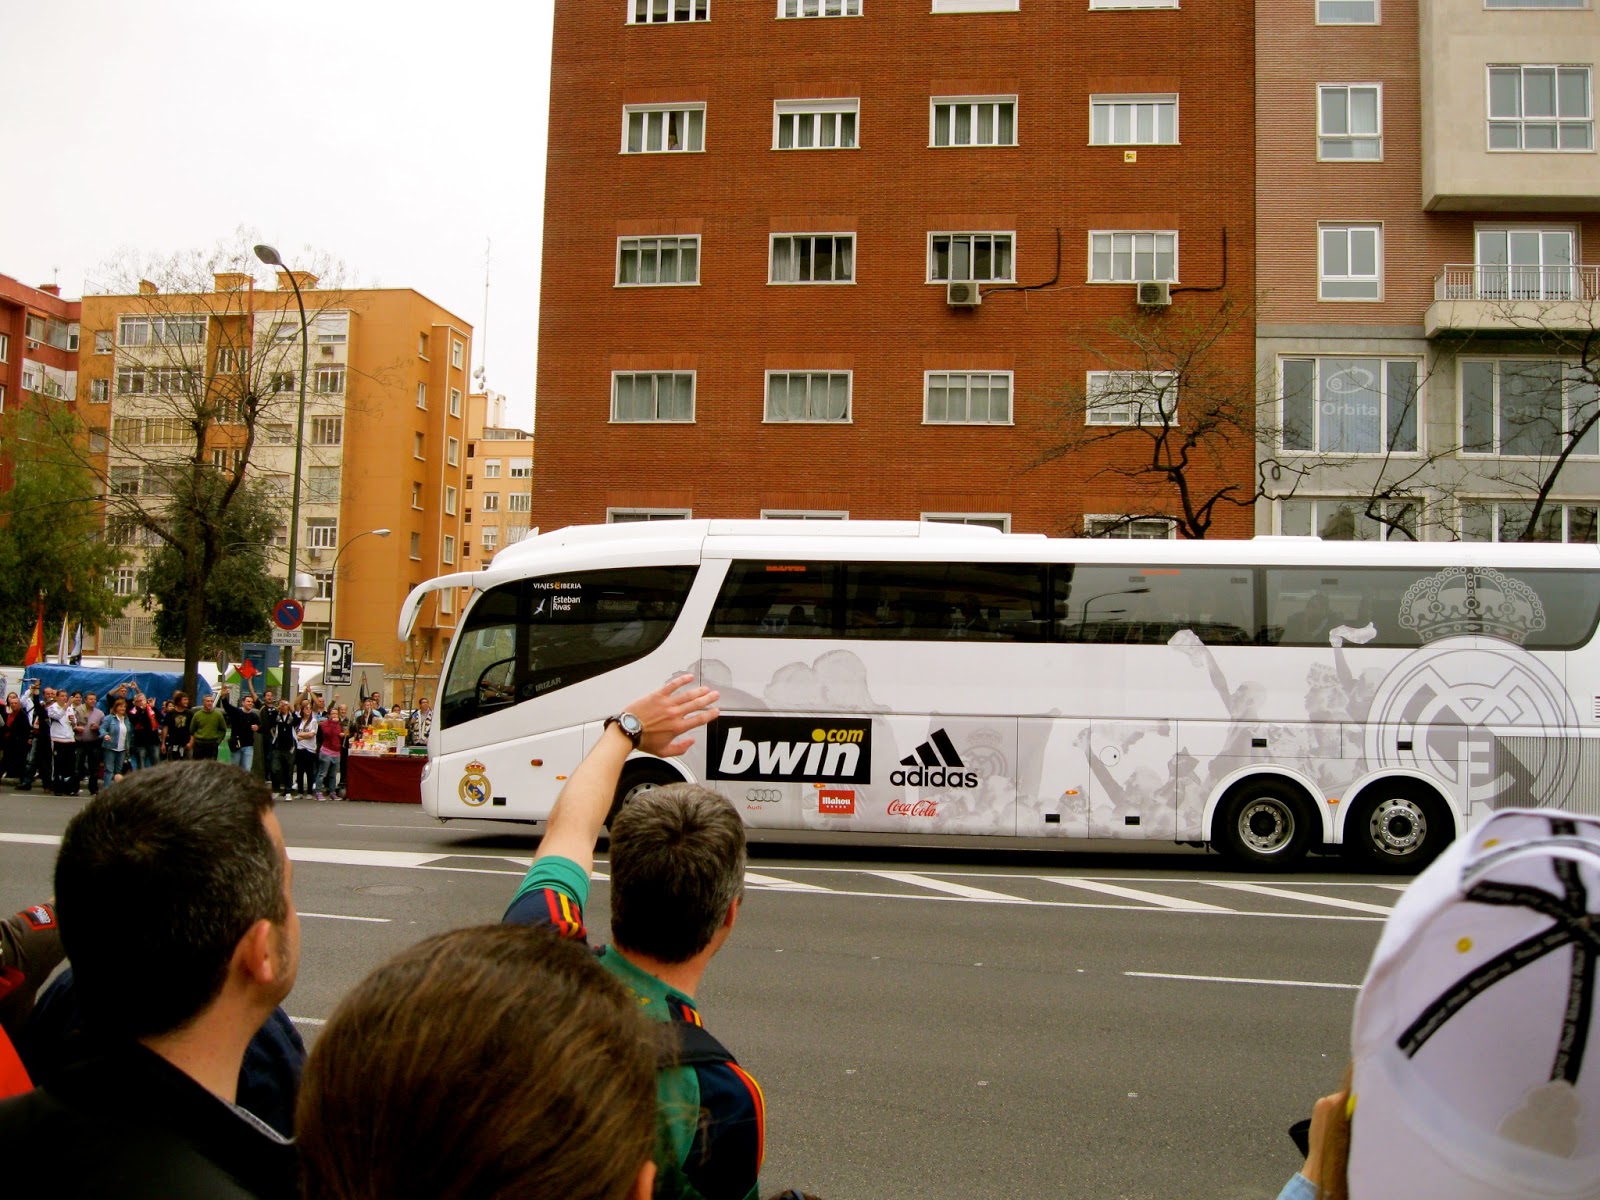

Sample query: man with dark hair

[503,675,765,1200]
[0,762,300,1198]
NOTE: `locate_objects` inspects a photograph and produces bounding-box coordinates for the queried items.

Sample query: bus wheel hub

[1369,797,1426,855]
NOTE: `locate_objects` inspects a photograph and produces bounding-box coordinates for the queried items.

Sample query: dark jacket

[219,697,260,752]
[0,1041,297,1199]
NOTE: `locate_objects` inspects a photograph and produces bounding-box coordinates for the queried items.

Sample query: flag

[358,671,370,705]
[69,623,83,665]
[22,603,44,667]
[55,616,68,664]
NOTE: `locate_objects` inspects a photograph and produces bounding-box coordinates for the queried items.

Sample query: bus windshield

[440,565,698,729]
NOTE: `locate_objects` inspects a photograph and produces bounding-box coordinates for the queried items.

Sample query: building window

[148,367,197,395]
[607,508,692,522]
[931,0,1019,11]
[450,388,462,416]
[929,232,1015,282]
[921,512,1011,532]
[88,427,107,454]
[117,315,203,346]
[617,236,701,286]
[443,535,456,565]
[1461,359,1596,457]
[447,437,460,466]
[1084,516,1177,539]
[310,416,343,446]
[306,518,339,550]
[116,368,145,396]
[416,383,427,409]
[313,571,335,602]
[300,622,330,653]
[1090,95,1177,145]
[623,104,705,153]
[1318,85,1382,159]
[1089,231,1177,283]
[1319,224,1382,299]
[110,466,141,496]
[93,330,111,354]
[90,378,110,404]
[263,474,290,497]
[307,466,341,504]
[215,346,248,372]
[410,532,422,559]
[410,482,423,509]
[924,372,1012,424]
[765,371,851,422]
[1281,357,1420,453]
[629,0,709,22]
[413,433,425,459]
[1486,0,1586,6]
[444,485,458,516]
[1280,498,1417,541]
[112,566,138,597]
[931,97,1017,147]
[418,332,430,357]
[1461,500,1597,543]
[271,371,296,394]
[482,526,500,551]
[613,372,695,422]
[507,493,532,513]
[779,0,861,16]
[1085,371,1179,426]
[1316,0,1377,22]
[266,423,293,445]
[483,460,501,478]
[761,509,849,518]
[481,492,500,512]
[1489,65,1593,150]
[770,234,855,283]
[451,339,464,368]
[510,457,533,479]
[315,313,348,344]
[315,367,345,394]
[775,99,859,149]
[1473,227,1579,299]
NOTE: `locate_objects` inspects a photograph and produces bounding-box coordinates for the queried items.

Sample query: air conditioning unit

[1135,280,1172,307]
[307,548,324,562]
[946,280,982,307]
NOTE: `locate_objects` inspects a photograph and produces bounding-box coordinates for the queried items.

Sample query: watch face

[620,713,643,738]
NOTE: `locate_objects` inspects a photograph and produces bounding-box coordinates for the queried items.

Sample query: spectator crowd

[1,674,1597,1200]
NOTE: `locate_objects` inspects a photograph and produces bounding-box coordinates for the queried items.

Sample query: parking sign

[324,639,355,687]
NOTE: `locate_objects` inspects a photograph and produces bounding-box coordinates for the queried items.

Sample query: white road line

[1126,971,1360,990]
[290,1016,327,1026]
[1204,880,1394,915]
[1042,877,1229,912]
[0,832,61,846]
[745,870,833,893]
[867,871,1028,903]
[289,847,444,869]
[299,912,391,923]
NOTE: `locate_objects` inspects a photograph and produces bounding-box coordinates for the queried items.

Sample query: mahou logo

[889,728,978,789]
[888,798,939,817]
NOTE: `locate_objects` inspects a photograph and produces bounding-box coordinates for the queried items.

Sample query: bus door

[1018,720,1180,839]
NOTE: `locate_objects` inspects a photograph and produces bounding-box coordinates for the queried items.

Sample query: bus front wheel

[606,761,684,829]
[1345,782,1449,874]
[1215,779,1314,870]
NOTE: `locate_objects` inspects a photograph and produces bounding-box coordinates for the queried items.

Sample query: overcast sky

[0,0,554,430]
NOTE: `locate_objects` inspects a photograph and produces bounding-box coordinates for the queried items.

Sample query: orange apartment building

[462,389,535,567]
[1256,0,1600,542]
[0,274,80,491]
[76,274,472,701]
[534,0,1258,537]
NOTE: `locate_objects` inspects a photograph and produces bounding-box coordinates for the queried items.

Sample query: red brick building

[534,0,1256,537]
[0,274,81,490]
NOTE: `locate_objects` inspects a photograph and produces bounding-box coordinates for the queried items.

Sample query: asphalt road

[0,788,1394,1200]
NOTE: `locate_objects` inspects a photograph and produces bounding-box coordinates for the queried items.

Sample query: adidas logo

[890,729,979,789]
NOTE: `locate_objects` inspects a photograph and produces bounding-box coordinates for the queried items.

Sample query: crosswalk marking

[1126,971,1360,991]
[1042,876,1228,912]
[867,870,1028,903]
[746,870,833,893]
[1205,880,1394,915]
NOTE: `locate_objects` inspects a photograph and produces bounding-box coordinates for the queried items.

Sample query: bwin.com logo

[891,729,979,789]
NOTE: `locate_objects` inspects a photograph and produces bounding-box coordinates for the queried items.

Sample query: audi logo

[745,788,783,803]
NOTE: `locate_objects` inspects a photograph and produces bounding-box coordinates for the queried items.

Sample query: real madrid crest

[459,760,491,807]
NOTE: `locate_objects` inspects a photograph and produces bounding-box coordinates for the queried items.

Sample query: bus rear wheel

[1215,779,1314,870]
[1345,782,1449,874]
[606,761,683,829]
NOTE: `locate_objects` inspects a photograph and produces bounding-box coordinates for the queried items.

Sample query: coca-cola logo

[888,798,939,818]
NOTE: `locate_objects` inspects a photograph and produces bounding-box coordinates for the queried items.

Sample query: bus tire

[606,761,683,829]
[1214,778,1314,870]
[1344,781,1450,874]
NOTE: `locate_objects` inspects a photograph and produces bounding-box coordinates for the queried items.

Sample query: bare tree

[34,236,353,694]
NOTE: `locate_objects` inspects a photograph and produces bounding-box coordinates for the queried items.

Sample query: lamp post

[326,527,391,641]
[1077,586,1151,640]
[252,244,310,613]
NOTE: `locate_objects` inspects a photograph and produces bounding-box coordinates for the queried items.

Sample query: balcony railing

[1434,264,1600,302]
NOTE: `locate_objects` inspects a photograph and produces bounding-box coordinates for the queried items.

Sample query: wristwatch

[604,712,643,749]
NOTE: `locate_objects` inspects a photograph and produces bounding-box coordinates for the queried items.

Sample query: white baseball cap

[1348,808,1600,1198]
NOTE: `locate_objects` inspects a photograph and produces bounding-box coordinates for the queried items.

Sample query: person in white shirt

[47,694,77,795]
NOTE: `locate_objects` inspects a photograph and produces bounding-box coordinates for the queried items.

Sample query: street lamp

[1077,587,1151,640]
[326,528,392,640]
[252,243,310,611]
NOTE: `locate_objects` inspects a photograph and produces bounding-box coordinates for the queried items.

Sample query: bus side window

[709,562,838,638]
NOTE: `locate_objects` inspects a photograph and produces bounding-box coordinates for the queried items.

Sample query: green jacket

[188,708,229,743]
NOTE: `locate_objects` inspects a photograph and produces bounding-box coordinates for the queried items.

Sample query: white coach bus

[400,520,1600,870]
